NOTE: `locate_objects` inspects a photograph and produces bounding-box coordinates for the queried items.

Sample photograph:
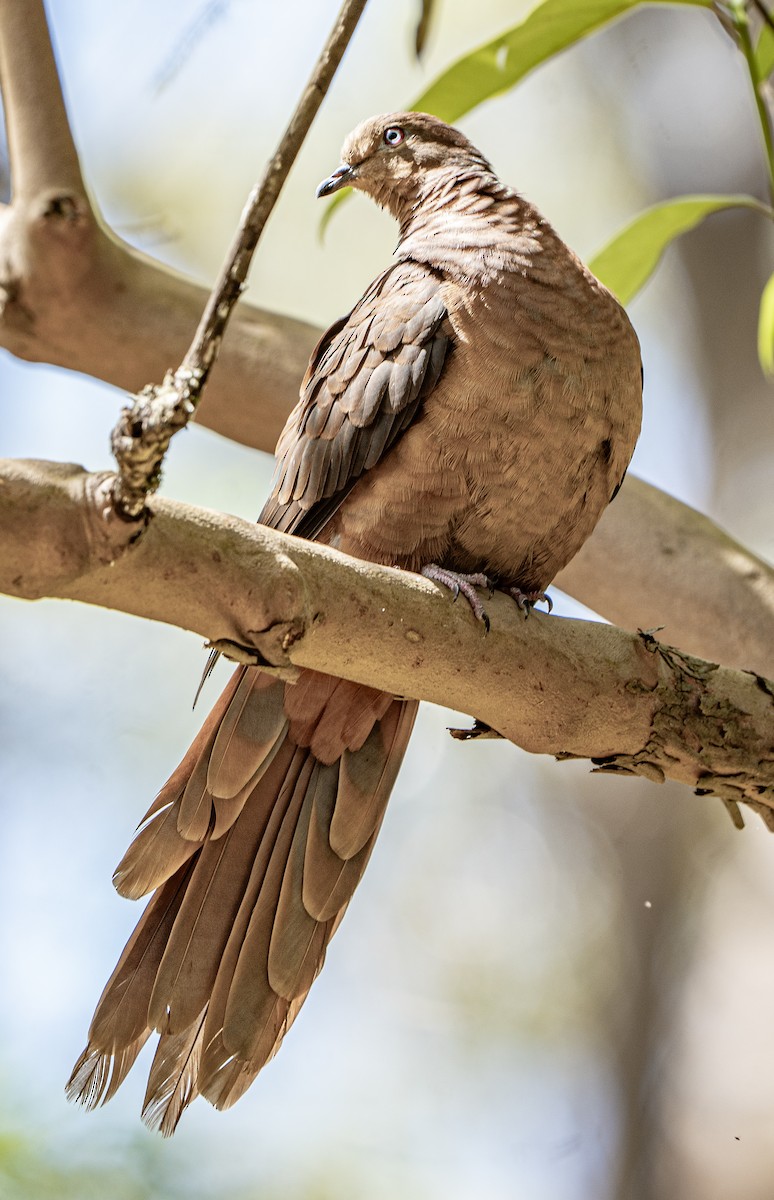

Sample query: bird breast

[329,213,641,592]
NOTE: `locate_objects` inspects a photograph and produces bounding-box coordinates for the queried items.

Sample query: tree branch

[0,0,85,200]
[0,0,318,450]
[3,457,773,828]
[1,4,773,691]
[110,0,370,519]
[556,476,774,679]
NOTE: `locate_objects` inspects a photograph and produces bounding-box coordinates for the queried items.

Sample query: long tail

[67,666,417,1134]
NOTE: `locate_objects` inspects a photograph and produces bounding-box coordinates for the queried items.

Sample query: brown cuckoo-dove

[67,112,642,1133]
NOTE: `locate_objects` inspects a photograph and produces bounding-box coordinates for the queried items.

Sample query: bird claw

[421,564,491,630]
[421,566,553,629]
[507,587,553,616]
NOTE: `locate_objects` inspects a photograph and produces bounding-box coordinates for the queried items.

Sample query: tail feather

[114,675,289,901]
[269,766,335,998]
[221,751,315,1055]
[210,730,287,839]
[112,675,248,900]
[177,744,216,842]
[67,1032,149,1110]
[69,665,417,1130]
[147,828,242,1036]
[136,668,242,830]
[198,746,308,1076]
[148,741,294,1036]
[113,802,199,901]
[66,868,194,1110]
[88,863,194,1050]
[303,762,377,921]
[330,699,413,857]
[284,672,340,746]
[141,1012,206,1136]
[208,670,288,797]
[310,680,393,761]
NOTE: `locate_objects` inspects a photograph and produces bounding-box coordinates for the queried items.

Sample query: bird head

[316,112,491,221]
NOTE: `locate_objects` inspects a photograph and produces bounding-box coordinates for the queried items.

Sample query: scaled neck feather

[393,164,547,282]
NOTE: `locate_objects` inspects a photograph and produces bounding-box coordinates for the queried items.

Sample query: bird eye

[383,126,405,147]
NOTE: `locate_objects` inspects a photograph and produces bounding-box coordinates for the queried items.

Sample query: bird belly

[328,340,638,594]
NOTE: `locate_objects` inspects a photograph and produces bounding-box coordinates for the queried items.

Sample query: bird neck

[396,161,500,235]
[394,167,546,280]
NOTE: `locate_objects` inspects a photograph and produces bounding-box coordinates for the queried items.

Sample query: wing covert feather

[259,260,450,538]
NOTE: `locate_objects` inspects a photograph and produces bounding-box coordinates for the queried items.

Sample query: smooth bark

[2,457,773,827]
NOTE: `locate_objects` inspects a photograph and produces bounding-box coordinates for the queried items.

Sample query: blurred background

[1,1,773,1197]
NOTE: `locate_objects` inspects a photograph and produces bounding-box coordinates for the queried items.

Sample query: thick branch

[0,0,85,200]
[556,477,774,679]
[2,458,773,824]
[0,1,317,449]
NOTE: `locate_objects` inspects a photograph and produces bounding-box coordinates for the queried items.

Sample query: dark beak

[316,163,354,199]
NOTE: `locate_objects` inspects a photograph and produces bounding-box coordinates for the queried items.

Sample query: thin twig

[723,0,774,198]
[111,0,369,520]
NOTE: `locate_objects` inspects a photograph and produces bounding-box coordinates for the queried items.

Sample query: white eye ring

[383,126,405,147]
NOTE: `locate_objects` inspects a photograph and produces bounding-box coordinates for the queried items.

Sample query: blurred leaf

[758,270,774,375]
[318,186,352,241]
[589,193,772,304]
[414,0,437,57]
[410,0,714,124]
[755,23,774,79]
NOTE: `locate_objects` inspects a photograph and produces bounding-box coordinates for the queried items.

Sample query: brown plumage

[67,112,642,1133]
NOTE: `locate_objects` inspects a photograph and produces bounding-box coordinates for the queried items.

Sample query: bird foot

[421,564,492,631]
[506,586,553,616]
[421,566,553,628]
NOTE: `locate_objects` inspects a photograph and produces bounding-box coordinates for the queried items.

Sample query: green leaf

[320,0,715,235]
[754,24,774,80]
[589,194,772,304]
[410,0,713,125]
[758,270,774,376]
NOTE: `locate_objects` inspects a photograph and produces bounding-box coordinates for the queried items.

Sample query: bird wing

[258,259,450,540]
